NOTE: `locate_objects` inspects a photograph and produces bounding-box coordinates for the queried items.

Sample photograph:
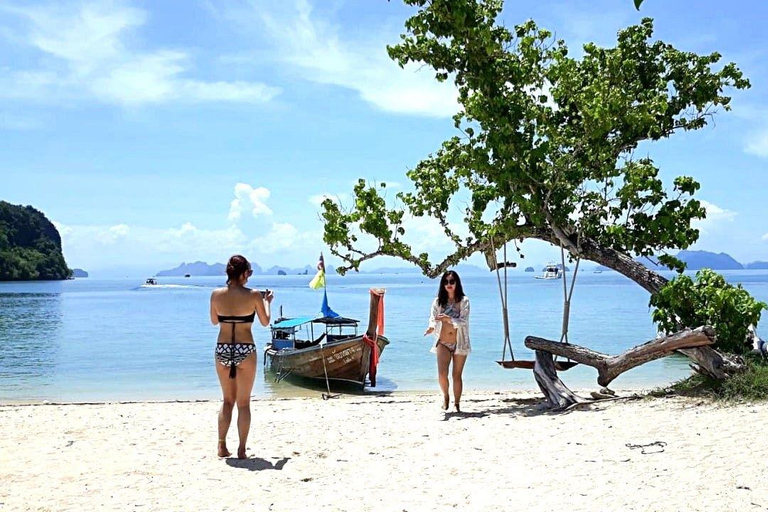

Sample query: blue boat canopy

[272,316,316,329]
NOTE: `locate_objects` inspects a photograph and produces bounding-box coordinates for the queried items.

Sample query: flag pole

[317,252,339,399]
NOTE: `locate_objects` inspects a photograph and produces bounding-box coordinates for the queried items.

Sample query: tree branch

[525,326,716,387]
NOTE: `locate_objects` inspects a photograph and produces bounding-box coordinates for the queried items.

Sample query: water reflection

[0,292,63,399]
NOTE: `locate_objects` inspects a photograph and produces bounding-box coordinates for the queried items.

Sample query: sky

[1,0,767,277]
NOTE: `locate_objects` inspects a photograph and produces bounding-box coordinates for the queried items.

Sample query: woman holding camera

[210,254,273,458]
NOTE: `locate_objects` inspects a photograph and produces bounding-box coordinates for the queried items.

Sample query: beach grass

[652,356,768,401]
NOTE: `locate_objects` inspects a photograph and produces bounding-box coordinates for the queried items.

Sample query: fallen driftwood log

[524,326,724,410]
[676,346,744,380]
[747,325,767,357]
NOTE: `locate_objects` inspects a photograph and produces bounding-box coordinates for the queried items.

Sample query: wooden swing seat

[496,360,578,371]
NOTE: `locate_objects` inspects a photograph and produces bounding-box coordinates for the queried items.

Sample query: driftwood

[526,326,716,387]
[677,346,745,380]
[532,351,589,410]
[524,326,719,410]
[747,325,767,357]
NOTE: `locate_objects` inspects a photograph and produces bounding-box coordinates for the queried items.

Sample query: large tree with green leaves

[321,0,749,296]
[0,201,72,281]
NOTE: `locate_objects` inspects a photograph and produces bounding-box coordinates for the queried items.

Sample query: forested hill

[0,201,71,281]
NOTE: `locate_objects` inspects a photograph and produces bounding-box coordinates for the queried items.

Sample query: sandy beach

[1,390,767,512]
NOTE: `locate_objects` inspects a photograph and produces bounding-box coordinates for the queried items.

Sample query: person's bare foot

[237,446,247,459]
[441,395,449,410]
[454,402,461,413]
[218,440,231,458]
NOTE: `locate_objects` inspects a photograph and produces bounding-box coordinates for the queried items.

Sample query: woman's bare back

[211,286,262,343]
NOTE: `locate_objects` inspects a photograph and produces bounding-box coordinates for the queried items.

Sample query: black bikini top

[217,312,256,324]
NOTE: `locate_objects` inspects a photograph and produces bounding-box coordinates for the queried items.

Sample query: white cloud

[55,218,323,271]
[55,221,249,269]
[745,129,768,158]
[250,221,318,254]
[1,2,279,106]
[53,180,328,271]
[692,200,736,234]
[52,221,72,236]
[762,233,768,241]
[246,0,458,117]
[229,183,273,221]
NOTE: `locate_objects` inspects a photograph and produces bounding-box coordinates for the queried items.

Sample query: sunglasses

[246,269,253,276]
[444,279,456,285]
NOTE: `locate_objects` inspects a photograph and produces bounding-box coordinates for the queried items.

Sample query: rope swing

[495,237,580,372]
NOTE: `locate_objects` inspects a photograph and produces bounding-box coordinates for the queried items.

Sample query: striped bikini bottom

[215,343,256,367]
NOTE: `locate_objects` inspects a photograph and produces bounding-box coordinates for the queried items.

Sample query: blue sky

[1,0,767,276]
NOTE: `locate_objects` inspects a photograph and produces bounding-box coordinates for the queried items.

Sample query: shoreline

[0,386,662,407]
[2,391,766,511]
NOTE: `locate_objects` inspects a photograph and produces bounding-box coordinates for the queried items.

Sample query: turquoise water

[1,270,767,402]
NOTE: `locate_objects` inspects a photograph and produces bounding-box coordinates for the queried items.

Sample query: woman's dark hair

[437,270,465,307]
[226,255,250,285]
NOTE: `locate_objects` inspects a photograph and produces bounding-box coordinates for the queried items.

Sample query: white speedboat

[535,263,562,280]
[144,277,158,285]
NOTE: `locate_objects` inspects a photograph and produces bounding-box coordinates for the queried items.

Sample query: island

[0,201,71,281]
[71,268,89,278]
[674,250,743,270]
[524,266,535,272]
[157,261,230,276]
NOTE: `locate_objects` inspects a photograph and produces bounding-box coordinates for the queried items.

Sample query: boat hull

[265,335,389,387]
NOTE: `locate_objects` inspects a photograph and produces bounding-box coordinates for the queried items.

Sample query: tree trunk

[525,326,717,387]
[532,350,587,410]
[677,346,745,380]
[578,238,669,294]
[528,230,669,294]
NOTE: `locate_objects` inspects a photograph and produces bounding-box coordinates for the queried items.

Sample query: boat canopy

[313,316,359,326]
[271,315,360,330]
[272,316,316,329]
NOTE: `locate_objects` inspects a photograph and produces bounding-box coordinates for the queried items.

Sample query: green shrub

[655,356,768,401]
[650,269,766,354]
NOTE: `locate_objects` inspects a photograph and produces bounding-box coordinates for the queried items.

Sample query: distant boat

[593,269,603,274]
[535,263,562,280]
[145,278,158,285]
[184,274,191,278]
[264,289,388,389]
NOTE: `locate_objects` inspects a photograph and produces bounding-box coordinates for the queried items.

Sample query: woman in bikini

[210,255,273,459]
[424,270,470,412]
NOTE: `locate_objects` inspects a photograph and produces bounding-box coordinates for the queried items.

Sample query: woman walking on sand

[424,270,470,412]
[210,255,273,458]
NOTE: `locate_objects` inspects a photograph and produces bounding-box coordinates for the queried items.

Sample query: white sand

[1,391,767,511]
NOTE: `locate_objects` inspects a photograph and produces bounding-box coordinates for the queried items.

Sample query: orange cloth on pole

[376,294,385,336]
[362,334,380,387]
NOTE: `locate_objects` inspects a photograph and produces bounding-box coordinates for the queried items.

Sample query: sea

[1,270,767,403]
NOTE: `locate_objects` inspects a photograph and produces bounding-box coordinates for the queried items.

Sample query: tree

[321,0,749,297]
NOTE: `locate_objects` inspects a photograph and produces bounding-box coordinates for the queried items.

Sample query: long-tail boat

[264,288,388,389]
